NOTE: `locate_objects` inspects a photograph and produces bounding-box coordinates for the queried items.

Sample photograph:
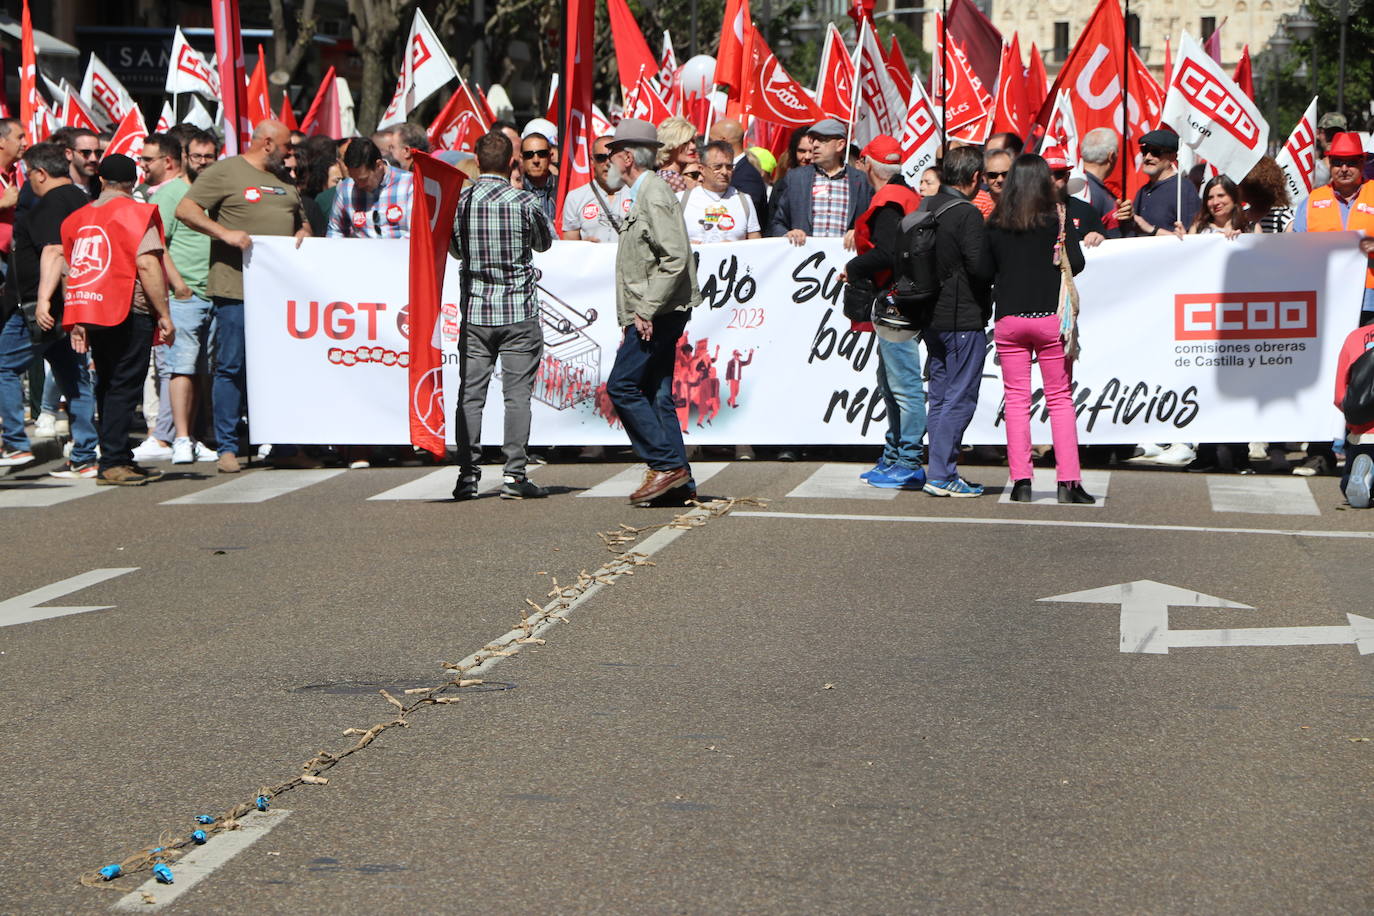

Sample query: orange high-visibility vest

[1305,181,1374,289]
[60,196,164,328]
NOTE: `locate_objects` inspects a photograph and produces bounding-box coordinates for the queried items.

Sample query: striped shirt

[454,175,552,326]
[811,166,850,238]
[326,164,414,239]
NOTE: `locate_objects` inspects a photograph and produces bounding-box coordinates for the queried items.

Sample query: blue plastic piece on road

[195,815,215,825]
[191,830,207,844]
[99,864,122,880]
[153,864,174,884]
[255,796,270,811]
[151,847,164,854]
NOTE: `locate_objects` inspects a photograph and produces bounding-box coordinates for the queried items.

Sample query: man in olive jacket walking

[603,118,702,505]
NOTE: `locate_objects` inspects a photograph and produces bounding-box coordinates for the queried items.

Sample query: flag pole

[940,0,948,147]
[1120,0,1130,198]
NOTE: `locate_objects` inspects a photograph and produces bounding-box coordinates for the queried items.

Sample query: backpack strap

[589,181,624,234]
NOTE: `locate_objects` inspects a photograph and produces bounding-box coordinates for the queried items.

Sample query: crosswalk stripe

[0,477,111,509]
[160,469,346,505]
[786,463,898,500]
[1206,476,1320,516]
[576,462,729,498]
[368,466,503,501]
[996,469,1112,507]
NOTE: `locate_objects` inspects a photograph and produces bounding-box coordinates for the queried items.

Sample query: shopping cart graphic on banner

[534,281,601,411]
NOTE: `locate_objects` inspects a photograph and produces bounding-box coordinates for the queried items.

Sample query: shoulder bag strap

[589,181,624,234]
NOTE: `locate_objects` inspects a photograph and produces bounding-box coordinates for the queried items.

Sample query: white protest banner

[1277,96,1319,209]
[243,234,1366,448]
[1162,31,1268,181]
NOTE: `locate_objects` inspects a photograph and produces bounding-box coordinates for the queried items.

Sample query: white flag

[166,26,220,99]
[155,100,174,132]
[337,76,358,137]
[41,72,66,109]
[899,76,942,183]
[80,54,134,127]
[852,19,904,147]
[184,95,215,130]
[1276,95,1319,209]
[377,8,458,128]
[1162,31,1268,181]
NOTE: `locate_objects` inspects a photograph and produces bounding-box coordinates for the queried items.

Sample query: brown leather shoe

[628,467,689,504]
[217,452,242,474]
[97,465,149,486]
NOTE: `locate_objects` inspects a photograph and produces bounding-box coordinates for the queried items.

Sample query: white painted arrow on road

[0,568,138,628]
[1040,579,1374,656]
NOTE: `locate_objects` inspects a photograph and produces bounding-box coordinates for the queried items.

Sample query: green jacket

[615,171,701,326]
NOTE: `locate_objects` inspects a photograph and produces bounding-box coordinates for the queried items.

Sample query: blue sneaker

[1346,454,1373,508]
[860,459,894,481]
[922,477,984,498]
[868,465,927,490]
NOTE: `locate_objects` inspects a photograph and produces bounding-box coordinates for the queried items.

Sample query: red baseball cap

[861,135,903,165]
[1327,131,1368,159]
[1042,147,1071,170]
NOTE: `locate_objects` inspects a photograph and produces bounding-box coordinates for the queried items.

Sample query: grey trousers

[454,317,543,476]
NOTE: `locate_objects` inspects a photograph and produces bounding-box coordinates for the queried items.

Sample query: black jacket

[926,185,992,331]
[730,154,770,228]
[981,209,1086,321]
[844,175,915,284]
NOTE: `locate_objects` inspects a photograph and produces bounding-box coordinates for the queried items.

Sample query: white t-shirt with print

[677,186,760,243]
[560,182,630,243]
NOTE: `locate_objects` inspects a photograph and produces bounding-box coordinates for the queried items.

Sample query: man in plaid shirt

[451,130,553,501]
[326,138,414,239]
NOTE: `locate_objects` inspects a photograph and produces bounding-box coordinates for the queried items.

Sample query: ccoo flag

[1276,96,1319,209]
[1162,31,1268,182]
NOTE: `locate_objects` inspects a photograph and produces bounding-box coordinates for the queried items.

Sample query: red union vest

[850,182,921,331]
[60,196,164,329]
[1305,181,1374,289]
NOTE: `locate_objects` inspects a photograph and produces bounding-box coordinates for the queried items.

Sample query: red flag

[1026,42,1048,114]
[62,90,101,133]
[885,36,914,102]
[847,0,875,28]
[300,68,341,137]
[1233,45,1254,100]
[607,0,660,98]
[625,67,675,124]
[814,23,854,123]
[407,151,466,459]
[19,0,48,142]
[246,46,272,128]
[1203,24,1223,63]
[946,0,1003,94]
[741,26,824,129]
[279,94,299,131]
[990,34,1031,140]
[475,84,497,124]
[937,22,992,135]
[428,82,489,152]
[1034,0,1165,198]
[715,0,752,96]
[104,106,148,160]
[555,0,596,228]
[1162,36,1174,94]
[212,0,249,154]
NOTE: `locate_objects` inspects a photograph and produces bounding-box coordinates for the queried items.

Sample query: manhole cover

[291,679,516,695]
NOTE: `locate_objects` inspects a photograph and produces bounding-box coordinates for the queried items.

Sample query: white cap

[522,118,558,146]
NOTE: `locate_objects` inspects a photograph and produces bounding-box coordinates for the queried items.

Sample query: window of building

[1053,21,1070,62]
[1201,16,1218,41]
[1126,13,1141,50]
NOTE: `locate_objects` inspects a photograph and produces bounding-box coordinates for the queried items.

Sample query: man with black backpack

[917,146,993,498]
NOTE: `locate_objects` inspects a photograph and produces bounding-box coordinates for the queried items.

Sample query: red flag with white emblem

[211,0,249,154]
[814,22,854,123]
[246,46,272,129]
[19,0,49,142]
[990,34,1031,140]
[555,0,596,227]
[899,74,942,183]
[428,80,489,152]
[741,26,824,129]
[626,66,676,124]
[885,36,913,102]
[63,87,102,133]
[300,66,341,137]
[607,0,660,98]
[715,0,752,98]
[407,151,466,458]
[104,106,148,160]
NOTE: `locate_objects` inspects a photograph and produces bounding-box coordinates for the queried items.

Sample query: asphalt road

[2,454,1371,914]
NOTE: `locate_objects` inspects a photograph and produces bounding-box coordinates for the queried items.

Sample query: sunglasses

[683,170,703,180]
[985,170,1007,180]
[593,153,611,163]
[1051,169,1071,180]
[74,149,99,158]
[522,149,551,160]
[1140,145,1170,158]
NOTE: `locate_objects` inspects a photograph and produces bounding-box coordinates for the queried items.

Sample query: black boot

[1010,479,1033,502]
[1057,481,1096,504]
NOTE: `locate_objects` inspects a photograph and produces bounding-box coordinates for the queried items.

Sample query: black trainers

[500,475,547,499]
[452,469,481,501]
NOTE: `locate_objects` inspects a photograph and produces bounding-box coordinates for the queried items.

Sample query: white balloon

[678,55,716,100]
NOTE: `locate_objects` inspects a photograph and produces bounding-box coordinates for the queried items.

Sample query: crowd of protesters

[0,103,1371,505]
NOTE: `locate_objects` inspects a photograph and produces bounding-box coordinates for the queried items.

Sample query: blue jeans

[211,297,245,455]
[924,329,987,482]
[607,311,690,471]
[0,311,98,463]
[875,333,927,469]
